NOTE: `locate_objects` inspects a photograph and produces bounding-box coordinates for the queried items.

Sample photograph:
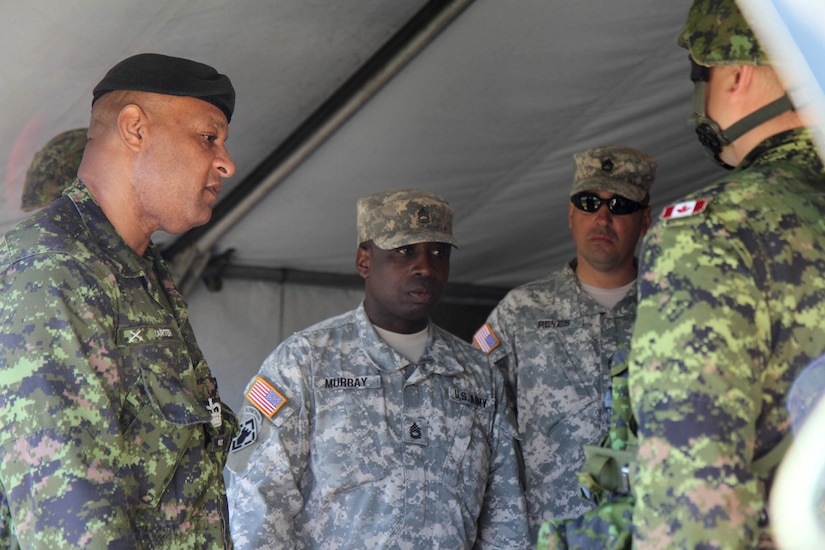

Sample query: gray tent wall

[188,280,364,413]
[165,0,475,294]
[167,0,505,412]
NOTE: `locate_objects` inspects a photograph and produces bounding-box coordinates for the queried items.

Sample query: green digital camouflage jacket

[629,128,825,549]
[0,183,237,548]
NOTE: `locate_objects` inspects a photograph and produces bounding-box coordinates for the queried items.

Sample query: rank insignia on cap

[661,199,708,220]
[246,376,287,418]
[473,323,500,354]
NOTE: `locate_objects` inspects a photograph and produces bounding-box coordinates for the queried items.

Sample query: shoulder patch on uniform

[246,376,287,418]
[661,198,709,220]
[473,323,500,354]
[230,408,260,453]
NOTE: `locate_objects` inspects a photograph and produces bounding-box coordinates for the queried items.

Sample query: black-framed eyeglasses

[570,192,647,216]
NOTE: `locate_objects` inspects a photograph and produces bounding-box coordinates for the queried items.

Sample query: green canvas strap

[752,431,794,475]
[581,444,637,495]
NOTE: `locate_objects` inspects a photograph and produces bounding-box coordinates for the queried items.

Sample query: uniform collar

[66,181,155,278]
[566,259,638,311]
[736,127,824,175]
[354,303,466,377]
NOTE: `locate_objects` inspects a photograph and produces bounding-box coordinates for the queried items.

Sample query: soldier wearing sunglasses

[473,145,655,539]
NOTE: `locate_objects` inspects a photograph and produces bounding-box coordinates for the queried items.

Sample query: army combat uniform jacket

[629,128,825,549]
[0,183,237,548]
[226,304,530,549]
[475,262,638,539]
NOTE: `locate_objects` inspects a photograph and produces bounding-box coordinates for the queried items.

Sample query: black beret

[92,53,235,122]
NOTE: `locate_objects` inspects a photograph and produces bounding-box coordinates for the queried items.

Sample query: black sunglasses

[570,192,647,216]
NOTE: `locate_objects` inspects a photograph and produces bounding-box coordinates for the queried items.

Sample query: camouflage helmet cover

[21,128,87,212]
[678,0,771,67]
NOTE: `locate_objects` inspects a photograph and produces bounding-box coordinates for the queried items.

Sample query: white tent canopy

[1,1,723,409]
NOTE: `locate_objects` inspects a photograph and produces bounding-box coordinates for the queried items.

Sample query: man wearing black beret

[0,53,239,548]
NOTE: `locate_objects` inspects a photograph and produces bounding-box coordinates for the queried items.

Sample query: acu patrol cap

[92,53,235,122]
[570,145,656,203]
[678,0,771,67]
[357,188,461,250]
[21,128,87,212]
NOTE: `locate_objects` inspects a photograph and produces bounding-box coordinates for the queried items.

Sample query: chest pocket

[441,388,495,509]
[311,376,390,499]
[532,315,606,428]
[122,336,211,508]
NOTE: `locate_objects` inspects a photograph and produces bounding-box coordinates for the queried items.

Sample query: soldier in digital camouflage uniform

[629,0,825,547]
[20,127,87,212]
[472,145,655,540]
[0,53,239,548]
[226,189,530,549]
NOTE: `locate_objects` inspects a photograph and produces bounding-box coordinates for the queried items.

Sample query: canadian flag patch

[661,199,708,220]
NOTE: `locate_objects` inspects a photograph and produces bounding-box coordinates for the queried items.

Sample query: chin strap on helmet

[688,56,795,170]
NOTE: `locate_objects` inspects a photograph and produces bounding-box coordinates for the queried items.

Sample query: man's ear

[117,104,147,152]
[355,244,371,279]
[730,64,754,95]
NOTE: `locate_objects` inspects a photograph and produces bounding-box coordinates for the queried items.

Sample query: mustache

[588,228,616,240]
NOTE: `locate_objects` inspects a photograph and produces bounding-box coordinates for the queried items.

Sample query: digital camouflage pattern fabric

[0,183,238,548]
[571,146,657,203]
[356,188,461,250]
[20,128,87,212]
[475,263,638,540]
[677,0,771,67]
[226,304,530,549]
[629,128,825,548]
[536,346,636,550]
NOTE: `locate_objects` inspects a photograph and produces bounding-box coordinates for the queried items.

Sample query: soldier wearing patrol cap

[474,145,654,539]
[0,53,238,548]
[626,0,825,548]
[226,189,530,549]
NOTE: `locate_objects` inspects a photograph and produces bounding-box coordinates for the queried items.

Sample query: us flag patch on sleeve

[473,323,500,354]
[246,376,287,418]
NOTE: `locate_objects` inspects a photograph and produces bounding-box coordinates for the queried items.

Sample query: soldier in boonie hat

[21,128,87,212]
[570,145,657,203]
[357,188,461,249]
